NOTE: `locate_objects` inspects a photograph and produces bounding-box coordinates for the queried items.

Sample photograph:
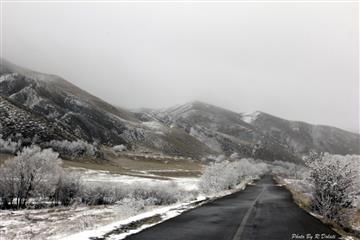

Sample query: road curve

[125,175,341,240]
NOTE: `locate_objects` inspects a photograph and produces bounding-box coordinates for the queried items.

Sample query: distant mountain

[1,59,359,162]
[0,60,212,158]
[137,101,301,162]
[136,101,360,162]
[248,111,360,156]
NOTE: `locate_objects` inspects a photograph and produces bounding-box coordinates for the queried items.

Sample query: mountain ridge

[1,59,359,162]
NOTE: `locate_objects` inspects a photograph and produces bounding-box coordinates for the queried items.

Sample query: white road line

[232,187,265,240]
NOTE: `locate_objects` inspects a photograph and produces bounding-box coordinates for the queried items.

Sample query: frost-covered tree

[47,140,97,158]
[306,153,359,225]
[0,146,62,209]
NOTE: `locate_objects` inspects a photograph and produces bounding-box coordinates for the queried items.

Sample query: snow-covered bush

[80,182,187,206]
[113,144,127,152]
[230,152,240,160]
[0,135,21,154]
[46,140,97,158]
[199,158,268,194]
[81,184,119,205]
[306,153,360,225]
[0,146,62,209]
[53,171,82,206]
[271,160,309,180]
[129,182,184,205]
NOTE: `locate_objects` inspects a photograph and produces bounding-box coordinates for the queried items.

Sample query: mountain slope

[137,101,360,162]
[0,60,212,158]
[247,111,360,156]
[138,101,301,162]
[0,61,135,145]
[1,60,358,161]
[0,96,76,145]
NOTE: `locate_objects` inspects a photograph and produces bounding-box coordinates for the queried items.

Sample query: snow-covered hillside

[1,59,359,162]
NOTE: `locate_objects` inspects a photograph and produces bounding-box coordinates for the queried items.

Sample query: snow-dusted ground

[75,167,200,191]
[0,169,201,240]
[241,111,260,124]
[62,196,206,240]
[0,203,157,240]
[0,168,253,240]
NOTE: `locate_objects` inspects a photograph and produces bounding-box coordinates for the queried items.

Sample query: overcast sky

[1,1,359,132]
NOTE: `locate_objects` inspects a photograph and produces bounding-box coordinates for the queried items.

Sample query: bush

[0,135,21,154]
[129,182,184,205]
[79,181,186,206]
[199,158,268,194]
[81,184,118,205]
[46,140,98,158]
[306,153,359,226]
[271,160,309,180]
[53,171,82,206]
[113,145,127,152]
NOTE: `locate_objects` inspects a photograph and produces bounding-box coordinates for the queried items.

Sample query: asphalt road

[125,175,341,240]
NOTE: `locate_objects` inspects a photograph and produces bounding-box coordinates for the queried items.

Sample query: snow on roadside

[62,178,255,240]
[61,196,206,240]
[0,204,144,240]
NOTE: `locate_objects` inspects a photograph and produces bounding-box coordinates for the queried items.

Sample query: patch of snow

[61,196,206,240]
[10,86,43,108]
[142,121,164,130]
[189,127,222,153]
[70,167,199,191]
[0,73,18,82]
[241,111,260,124]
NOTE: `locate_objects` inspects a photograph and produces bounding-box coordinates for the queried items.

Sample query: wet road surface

[125,175,340,240]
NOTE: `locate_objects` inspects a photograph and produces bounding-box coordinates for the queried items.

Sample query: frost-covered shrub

[271,160,309,180]
[53,171,82,206]
[230,152,240,160]
[80,182,186,206]
[81,183,121,205]
[129,182,184,205]
[199,158,268,194]
[113,144,127,152]
[306,153,360,225]
[0,146,62,209]
[0,135,21,154]
[47,140,97,158]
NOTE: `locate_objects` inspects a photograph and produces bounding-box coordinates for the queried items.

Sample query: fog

[1,2,359,132]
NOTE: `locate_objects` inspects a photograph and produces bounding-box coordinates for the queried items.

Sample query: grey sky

[1,2,359,133]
